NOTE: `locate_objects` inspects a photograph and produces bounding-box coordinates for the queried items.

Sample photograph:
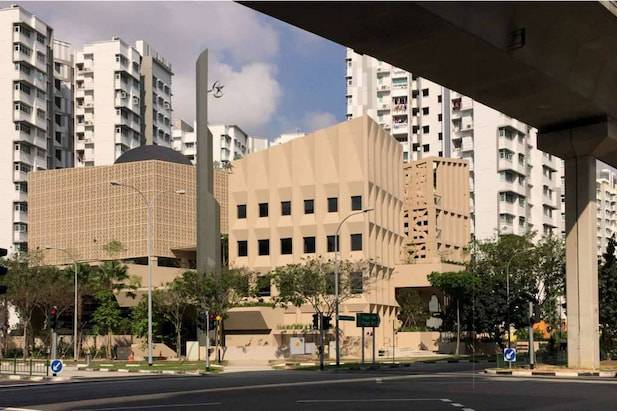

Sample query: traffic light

[50,306,58,330]
[208,313,218,330]
[0,248,7,295]
[322,315,332,330]
[312,313,319,330]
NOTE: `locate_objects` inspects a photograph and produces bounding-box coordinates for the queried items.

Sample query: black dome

[115,145,192,166]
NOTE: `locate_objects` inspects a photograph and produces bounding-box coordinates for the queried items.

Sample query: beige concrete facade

[403,157,469,264]
[213,168,229,235]
[227,116,404,353]
[28,159,196,269]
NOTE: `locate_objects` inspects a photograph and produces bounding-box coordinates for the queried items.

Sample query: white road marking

[78,402,221,411]
[297,398,448,403]
[441,398,452,402]
[462,408,475,411]
[451,404,464,407]
[375,378,383,384]
[1,408,43,411]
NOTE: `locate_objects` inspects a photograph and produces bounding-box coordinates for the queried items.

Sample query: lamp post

[335,208,374,367]
[44,246,78,361]
[111,181,185,366]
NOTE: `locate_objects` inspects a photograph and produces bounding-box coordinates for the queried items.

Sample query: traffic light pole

[529,301,535,369]
[51,330,57,360]
[361,327,365,366]
[205,310,210,371]
[372,326,376,365]
[319,314,324,371]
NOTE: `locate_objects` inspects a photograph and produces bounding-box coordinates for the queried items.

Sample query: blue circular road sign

[503,348,517,362]
[50,359,64,374]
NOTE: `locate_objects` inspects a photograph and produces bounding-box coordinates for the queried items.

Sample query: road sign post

[319,314,325,371]
[361,327,365,366]
[372,327,376,365]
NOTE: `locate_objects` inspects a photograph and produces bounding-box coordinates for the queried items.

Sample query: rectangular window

[303,236,316,253]
[237,240,248,257]
[351,195,362,211]
[438,114,443,122]
[237,204,246,219]
[422,107,429,115]
[423,125,430,134]
[281,201,291,216]
[327,235,340,252]
[258,239,270,256]
[438,132,443,141]
[423,144,430,153]
[350,272,363,294]
[422,88,429,97]
[280,238,293,255]
[328,197,338,213]
[438,95,442,103]
[304,199,314,214]
[258,202,268,217]
[350,234,363,251]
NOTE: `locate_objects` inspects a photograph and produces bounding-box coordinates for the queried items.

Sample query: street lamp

[44,246,78,361]
[110,181,186,366]
[335,207,374,367]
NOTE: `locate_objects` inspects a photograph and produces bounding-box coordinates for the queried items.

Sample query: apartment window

[411,90,419,98]
[412,125,419,134]
[280,238,293,255]
[55,149,62,162]
[281,201,291,216]
[328,197,338,213]
[237,240,248,257]
[237,204,247,219]
[303,236,316,254]
[423,125,430,134]
[258,202,268,217]
[422,88,429,97]
[304,199,314,214]
[14,203,27,212]
[422,144,429,153]
[258,239,270,256]
[327,235,340,252]
[438,95,442,103]
[403,152,409,161]
[350,272,363,294]
[438,132,443,141]
[422,107,429,115]
[412,107,419,116]
[351,234,363,251]
[351,195,362,211]
[438,114,443,122]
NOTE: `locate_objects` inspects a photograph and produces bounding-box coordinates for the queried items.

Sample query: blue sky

[7,1,346,139]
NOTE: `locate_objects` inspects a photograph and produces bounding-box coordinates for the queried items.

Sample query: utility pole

[205,310,210,371]
[529,301,535,369]
[319,314,325,371]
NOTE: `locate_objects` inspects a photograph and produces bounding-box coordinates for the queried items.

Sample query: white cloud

[302,111,338,132]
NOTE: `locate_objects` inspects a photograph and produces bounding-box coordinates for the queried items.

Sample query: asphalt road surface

[1,362,616,411]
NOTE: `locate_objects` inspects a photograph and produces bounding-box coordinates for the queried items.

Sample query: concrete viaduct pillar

[539,119,617,369]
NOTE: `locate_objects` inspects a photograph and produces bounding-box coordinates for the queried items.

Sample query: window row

[237,234,363,257]
[238,196,363,219]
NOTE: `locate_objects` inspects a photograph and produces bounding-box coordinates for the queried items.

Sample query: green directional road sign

[337,315,355,321]
[356,313,380,328]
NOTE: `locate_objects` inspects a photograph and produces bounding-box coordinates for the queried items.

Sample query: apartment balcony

[392,122,409,132]
[498,158,527,175]
[13,230,27,244]
[461,137,474,152]
[543,175,554,187]
[13,168,28,182]
[13,129,45,150]
[14,149,34,166]
[392,104,408,114]
[114,77,130,91]
[14,190,27,203]
[13,88,36,106]
[115,132,132,148]
[115,115,131,127]
[13,210,27,224]
[392,69,408,77]
[543,194,559,209]
[500,118,528,135]
[376,84,390,92]
[499,180,527,197]
[13,110,34,125]
[499,201,517,215]
[13,31,35,48]
[543,214,556,227]
[377,102,391,111]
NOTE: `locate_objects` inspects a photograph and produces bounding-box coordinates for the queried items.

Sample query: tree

[4,251,46,358]
[182,268,251,360]
[270,256,364,318]
[91,242,133,358]
[600,236,617,359]
[35,266,74,349]
[428,271,476,355]
[158,277,192,357]
[532,235,565,332]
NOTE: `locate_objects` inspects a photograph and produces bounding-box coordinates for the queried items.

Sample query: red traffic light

[50,306,57,316]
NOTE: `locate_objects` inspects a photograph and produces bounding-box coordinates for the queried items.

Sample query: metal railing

[0,358,49,376]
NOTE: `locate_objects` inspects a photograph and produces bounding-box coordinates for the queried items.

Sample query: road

[1,362,616,410]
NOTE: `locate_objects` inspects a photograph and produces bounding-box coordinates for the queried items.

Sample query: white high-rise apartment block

[74,37,142,167]
[135,40,173,147]
[172,120,269,165]
[596,169,617,256]
[0,5,54,252]
[346,49,563,239]
[52,39,74,169]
